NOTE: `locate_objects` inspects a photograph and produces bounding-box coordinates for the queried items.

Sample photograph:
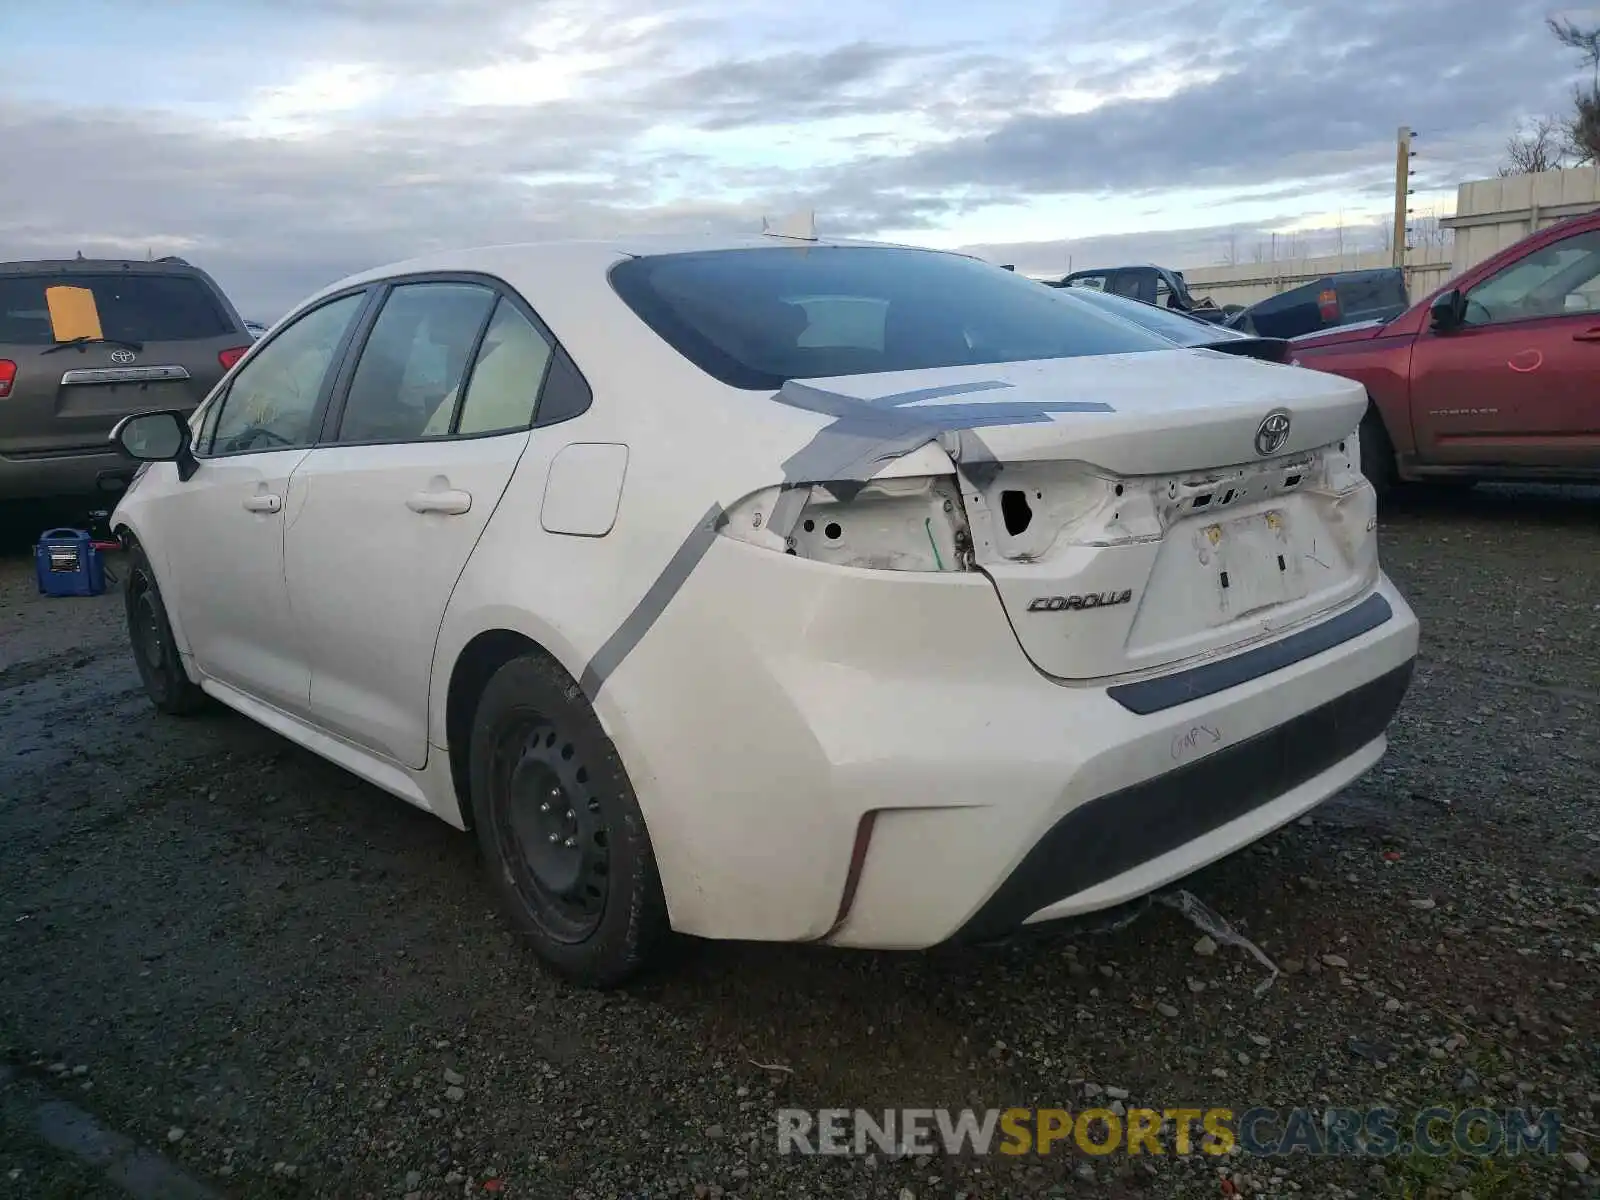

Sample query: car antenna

[761,210,817,241]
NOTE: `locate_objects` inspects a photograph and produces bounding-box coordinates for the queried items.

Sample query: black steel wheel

[468,652,670,987]
[498,718,610,942]
[123,543,207,716]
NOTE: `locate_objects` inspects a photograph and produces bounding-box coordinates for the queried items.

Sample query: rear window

[0,272,235,345]
[609,246,1173,390]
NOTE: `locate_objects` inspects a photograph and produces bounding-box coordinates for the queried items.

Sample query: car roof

[0,257,206,276]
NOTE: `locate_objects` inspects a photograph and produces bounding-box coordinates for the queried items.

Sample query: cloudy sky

[0,0,1590,318]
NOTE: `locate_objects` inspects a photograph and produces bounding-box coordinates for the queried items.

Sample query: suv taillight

[0,360,15,398]
[219,346,249,370]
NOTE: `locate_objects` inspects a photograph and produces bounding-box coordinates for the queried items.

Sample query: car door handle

[406,489,472,515]
[1573,327,1600,342]
[242,493,282,513]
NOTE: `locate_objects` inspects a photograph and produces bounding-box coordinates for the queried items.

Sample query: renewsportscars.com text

[776,1106,1565,1159]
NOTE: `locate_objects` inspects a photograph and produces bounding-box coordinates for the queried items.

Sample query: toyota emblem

[1254,409,1291,456]
[109,349,137,364]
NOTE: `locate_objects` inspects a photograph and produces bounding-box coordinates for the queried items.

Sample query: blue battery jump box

[34,528,106,597]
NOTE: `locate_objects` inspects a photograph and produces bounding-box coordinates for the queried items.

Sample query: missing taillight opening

[718,473,972,573]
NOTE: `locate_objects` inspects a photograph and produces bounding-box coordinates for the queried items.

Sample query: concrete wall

[1177,166,1600,311]
[1442,165,1600,274]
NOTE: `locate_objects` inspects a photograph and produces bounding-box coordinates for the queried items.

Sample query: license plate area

[1206,509,1308,619]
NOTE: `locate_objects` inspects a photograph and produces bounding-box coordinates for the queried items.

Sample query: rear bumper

[0,446,138,502]
[597,532,1420,948]
[948,660,1412,943]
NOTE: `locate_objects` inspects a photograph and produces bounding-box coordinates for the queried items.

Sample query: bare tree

[1408,212,1453,253]
[1220,231,1239,266]
[1376,219,1393,254]
[1250,240,1267,264]
[1548,17,1600,163]
[1569,86,1600,164]
[1498,115,1566,175]
[1549,16,1600,89]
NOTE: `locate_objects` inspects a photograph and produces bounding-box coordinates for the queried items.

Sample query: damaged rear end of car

[600,240,1419,950]
[714,350,1381,691]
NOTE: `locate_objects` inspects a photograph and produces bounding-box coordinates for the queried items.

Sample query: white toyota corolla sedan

[108,233,1419,986]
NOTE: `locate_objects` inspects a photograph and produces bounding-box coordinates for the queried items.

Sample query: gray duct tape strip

[578,377,1118,695]
[948,428,1004,490]
[579,502,725,700]
[767,378,1114,538]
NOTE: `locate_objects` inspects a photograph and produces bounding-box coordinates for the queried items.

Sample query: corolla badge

[1254,408,1291,456]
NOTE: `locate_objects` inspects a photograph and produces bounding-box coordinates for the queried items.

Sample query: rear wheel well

[445,630,545,828]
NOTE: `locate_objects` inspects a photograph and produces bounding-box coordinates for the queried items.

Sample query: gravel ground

[0,486,1597,1200]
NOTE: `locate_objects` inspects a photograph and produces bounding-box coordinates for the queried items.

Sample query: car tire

[467,652,671,988]
[1358,406,1397,497]
[124,543,209,716]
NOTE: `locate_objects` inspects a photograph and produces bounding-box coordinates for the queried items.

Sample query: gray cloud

[1,0,1586,319]
[818,0,1575,205]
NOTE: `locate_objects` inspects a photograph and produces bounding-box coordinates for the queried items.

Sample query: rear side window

[0,273,234,345]
[609,246,1171,390]
[452,299,553,436]
[337,282,497,443]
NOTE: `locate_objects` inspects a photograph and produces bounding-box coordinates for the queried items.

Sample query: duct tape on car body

[578,379,1116,699]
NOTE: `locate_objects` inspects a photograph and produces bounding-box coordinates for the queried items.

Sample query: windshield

[609,246,1174,390]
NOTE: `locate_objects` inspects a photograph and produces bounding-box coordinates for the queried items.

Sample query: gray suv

[0,257,252,502]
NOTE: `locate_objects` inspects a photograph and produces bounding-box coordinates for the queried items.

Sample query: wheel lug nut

[540,802,550,813]
[564,837,576,848]
[547,833,559,844]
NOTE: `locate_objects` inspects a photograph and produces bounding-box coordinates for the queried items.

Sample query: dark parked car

[0,256,252,503]
[1047,264,1234,323]
[1060,285,1291,361]
[1225,268,1410,340]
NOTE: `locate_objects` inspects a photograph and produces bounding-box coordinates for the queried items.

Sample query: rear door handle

[1573,327,1600,342]
[242,493,282,513]
[406,489,472,516]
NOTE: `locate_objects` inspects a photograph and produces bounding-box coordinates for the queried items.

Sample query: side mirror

[1429,288,1466,332]
[110,410,198,481]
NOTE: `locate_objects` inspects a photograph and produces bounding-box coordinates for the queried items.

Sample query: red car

[1290,211,1600,493]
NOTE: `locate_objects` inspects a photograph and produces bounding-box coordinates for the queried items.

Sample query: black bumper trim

[950,660,1414,945]
[1107,592,1394,716]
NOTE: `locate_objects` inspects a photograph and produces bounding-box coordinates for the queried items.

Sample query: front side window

[337,283,497,443]
[1464,229,1600,325]
[208,292,365,454]
[610,246,1173,390]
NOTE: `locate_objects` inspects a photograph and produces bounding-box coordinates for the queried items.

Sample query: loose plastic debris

[1157,889,1282,996]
